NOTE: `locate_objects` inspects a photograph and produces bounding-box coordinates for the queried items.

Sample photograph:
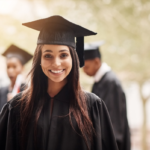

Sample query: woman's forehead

[42,45,70,53]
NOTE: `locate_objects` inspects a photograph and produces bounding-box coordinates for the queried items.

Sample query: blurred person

[0,16,118,150]
[0,44,32,110]
[83,42,131,150]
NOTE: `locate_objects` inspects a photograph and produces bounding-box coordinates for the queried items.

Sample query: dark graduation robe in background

[0,86,9,111]
[0,84,25,111]
[0,85,118,150]
[92,71,131,150]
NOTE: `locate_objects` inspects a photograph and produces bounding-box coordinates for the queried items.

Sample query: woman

[0,44,32,110]
[0,16,118,150]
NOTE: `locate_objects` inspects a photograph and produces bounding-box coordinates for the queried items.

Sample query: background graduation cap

[2,44,33,65]
[84,41,105,60]
[22,15,97,67]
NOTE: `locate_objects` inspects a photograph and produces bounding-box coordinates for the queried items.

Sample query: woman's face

[6,57,23,84]
[41,45,72,83]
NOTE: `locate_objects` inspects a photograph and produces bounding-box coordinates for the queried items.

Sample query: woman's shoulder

[4,92,22,111]
[83,90,102,107]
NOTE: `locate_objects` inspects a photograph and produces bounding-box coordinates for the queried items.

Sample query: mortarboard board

[22,15,97,67]
[2,44,33,65]
[84,41,104,60]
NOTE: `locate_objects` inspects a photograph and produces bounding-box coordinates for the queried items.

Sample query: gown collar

[94,62,111,83]
[47,83,69,102]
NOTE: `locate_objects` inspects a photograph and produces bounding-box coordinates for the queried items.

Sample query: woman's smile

[49,69,65,76]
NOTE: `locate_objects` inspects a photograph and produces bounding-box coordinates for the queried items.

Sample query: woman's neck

[47,79,67,98]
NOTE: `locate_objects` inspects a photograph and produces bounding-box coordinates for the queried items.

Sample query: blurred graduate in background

[0,44,32,110]
[83,42,131,150]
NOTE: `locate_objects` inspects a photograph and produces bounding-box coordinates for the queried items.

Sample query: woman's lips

[49,69,65,75]
[50,69,64,73]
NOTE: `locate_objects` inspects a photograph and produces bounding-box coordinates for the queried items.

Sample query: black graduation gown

[0,84,25,111]
[92,71,131,150]
[0,86,9,111]
[0,85,118,150]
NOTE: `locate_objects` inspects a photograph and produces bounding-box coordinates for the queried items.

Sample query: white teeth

[51,70,63,73]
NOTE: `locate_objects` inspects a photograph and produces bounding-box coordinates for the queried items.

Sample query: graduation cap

[84,41,104,60]
[22,15,97,67]
[2,44,33,65]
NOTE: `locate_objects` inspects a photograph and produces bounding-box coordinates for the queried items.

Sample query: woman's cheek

[41,61,49,75]
[65,58,72,69]
[41,59,50,68]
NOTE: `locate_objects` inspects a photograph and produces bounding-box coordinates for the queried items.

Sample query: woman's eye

[44,54,52,58]
[60,53,68,58]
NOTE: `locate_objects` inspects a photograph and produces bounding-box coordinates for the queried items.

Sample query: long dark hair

[20,45,95,150]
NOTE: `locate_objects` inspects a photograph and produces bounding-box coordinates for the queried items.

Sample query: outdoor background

[0,0,150,150]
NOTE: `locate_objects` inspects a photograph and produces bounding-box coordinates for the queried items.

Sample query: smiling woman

[41,45,72,97]
[0,15,118,150]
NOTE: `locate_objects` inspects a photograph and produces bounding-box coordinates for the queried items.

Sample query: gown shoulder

[0,86,9,92]
[0,92,22,114]
[83,91,118,150]
[84,90,102,106]
[0,86,9,110]
[102,71,122,87]
[0,93,22,150]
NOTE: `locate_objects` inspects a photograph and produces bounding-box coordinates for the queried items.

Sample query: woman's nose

[52,57,61,67]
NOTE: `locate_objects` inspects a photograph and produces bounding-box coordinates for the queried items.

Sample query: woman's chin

[48,77,67,84]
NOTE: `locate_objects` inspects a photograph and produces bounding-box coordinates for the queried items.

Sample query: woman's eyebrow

[43,49,53,53]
